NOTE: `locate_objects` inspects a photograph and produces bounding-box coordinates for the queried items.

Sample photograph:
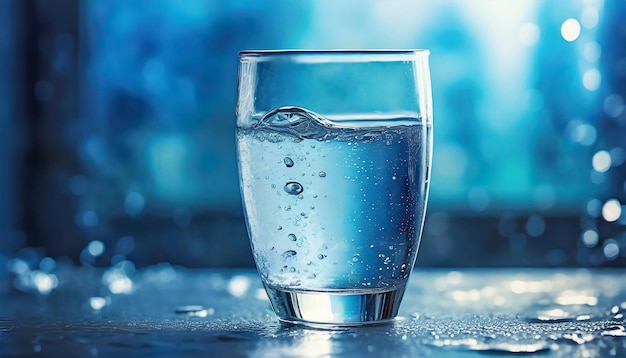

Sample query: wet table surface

[1,264,625,357]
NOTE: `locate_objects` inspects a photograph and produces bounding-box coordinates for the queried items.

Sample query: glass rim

[239,49,430,62]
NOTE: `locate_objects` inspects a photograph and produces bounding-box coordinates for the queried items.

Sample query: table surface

[1,264,625,357]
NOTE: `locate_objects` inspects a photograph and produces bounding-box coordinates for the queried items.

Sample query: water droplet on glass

[283,157,294,167]
[277,226,283,231]
[282,250,297,259]
[284,182,304,195]
[318,171,326,178]
[289,267,296,273]
[318,254,325,260]
[288,234,297,241]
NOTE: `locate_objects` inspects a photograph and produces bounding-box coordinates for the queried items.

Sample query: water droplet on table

[601,325,626,337]
[174,305,213,317]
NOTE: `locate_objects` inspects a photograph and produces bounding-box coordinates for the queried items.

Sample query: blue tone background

[1,0,625,268]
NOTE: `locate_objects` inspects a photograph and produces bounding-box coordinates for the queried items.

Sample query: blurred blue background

[1,0,625,268]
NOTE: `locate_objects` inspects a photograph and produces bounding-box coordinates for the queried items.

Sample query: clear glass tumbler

[236,50,432,327]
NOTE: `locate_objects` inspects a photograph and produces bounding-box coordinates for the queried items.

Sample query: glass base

[264,284,406,328]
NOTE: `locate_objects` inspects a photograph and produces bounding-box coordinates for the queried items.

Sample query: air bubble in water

[288,234,297,241]
[284,157,294,167]
[284,182,303,195]
[282,250,297,259]
[318,254,325,260]
[318,171,327,178]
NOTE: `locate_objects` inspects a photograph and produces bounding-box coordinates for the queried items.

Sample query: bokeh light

[561,18,581,42]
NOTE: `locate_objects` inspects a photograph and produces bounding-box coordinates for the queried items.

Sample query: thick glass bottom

[264,284,406,328]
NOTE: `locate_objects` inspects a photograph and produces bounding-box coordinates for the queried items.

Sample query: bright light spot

[103,265,134,294]
[450,289,481,302]
[33,272,58,295]
[518,23,540,46]
[592,150,612,173]
[581,229,599,248]
[536,308,569,321]
[297,294,334,323]
[561,18,581,42]
[227,275,251,297]
[604,94,625,118]
[109,276,133,294]
[602,199,622,222]
[583,41,601,62]
[580,8,599,29]
[87,240,105,256]
[493,296,506,306]
[555,290,598,306]
[89,296,107,310]
[582,69,601,91]
[288,328,334,357]
[510,280,553,294]
[255,288,268,301]
[603,239,620,260]
[446,271,464,284]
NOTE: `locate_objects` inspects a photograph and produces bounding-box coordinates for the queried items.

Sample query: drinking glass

[236,50,432,327]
